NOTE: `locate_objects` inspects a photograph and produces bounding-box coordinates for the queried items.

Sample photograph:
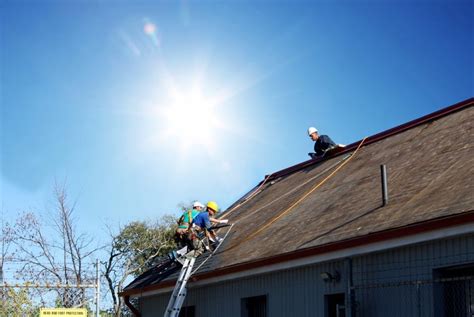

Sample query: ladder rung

[164,257,196,317]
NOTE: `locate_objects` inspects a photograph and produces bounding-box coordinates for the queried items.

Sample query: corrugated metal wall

[352,233,474,317]
[140,233,474,317]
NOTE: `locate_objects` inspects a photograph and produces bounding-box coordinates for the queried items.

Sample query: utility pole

[1,209,5,308]
[1,208,4,285]
[0,265,4,308]
[96,259,100,317]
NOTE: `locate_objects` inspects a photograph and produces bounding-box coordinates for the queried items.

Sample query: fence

[1,284,97,316]
[0,259,101,317]
[352,275,474,317]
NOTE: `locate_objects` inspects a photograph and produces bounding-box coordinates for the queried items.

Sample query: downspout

[124,295,142,317]
[346,257,355,317]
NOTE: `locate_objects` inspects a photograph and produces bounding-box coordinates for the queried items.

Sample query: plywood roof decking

[123,99,474,295]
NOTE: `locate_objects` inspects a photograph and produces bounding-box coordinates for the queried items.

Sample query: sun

[160,86,221,153]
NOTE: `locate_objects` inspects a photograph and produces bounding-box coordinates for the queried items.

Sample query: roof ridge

[266,97,473,182]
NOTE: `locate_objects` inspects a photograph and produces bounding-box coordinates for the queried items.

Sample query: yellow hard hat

[206,201,219,212]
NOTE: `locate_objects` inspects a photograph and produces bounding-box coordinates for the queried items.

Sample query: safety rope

[221,137,368,253]
[230,154,352,226]
[217,173,273,221]
[190,224,234,276]
[218,150,351,230]
[183,174,271,275]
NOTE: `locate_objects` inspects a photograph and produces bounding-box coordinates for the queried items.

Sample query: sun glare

[161,88,220,153]
[144,65,247,157]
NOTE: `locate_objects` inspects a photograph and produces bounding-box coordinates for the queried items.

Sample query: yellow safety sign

[39,308,88,316]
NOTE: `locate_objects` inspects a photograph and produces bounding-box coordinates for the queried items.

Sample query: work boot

[167,250,177,261]
[176,246,188,256]
[174,255,185,266]
[210,236,223,247]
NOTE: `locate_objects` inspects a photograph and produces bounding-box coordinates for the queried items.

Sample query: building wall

[352,233,474,316]
[139,233,474,317]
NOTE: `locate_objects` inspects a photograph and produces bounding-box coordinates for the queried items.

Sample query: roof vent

[381,164,388,206]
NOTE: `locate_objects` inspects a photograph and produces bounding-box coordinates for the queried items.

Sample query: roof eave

[120,210,474,297]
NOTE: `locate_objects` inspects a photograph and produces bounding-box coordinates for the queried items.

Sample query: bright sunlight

[160,85,222,154]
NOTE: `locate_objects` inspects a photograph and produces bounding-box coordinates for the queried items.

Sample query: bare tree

[1,214,15,310]
[11,182,99,308]
[1,213,13,284]
[103,216,176,316]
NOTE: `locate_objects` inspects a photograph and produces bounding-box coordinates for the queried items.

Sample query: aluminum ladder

[163,256,196,317]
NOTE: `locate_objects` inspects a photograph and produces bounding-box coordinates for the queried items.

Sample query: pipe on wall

[381,164,388,206]
[346,257,355,317]
[124,295,142,317]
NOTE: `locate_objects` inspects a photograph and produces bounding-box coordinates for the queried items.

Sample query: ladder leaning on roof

[163,223,233,316]
[163,256,196,317]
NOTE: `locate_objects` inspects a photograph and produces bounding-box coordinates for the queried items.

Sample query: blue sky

[1,0,473,238]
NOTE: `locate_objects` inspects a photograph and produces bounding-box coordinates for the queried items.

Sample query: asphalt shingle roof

[123,99,474,295]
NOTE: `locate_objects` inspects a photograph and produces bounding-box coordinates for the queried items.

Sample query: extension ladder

[163,256,196,317]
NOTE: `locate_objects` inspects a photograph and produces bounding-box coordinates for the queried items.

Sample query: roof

[122,98,474,296]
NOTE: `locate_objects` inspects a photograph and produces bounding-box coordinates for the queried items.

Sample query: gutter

[120,210,474,297]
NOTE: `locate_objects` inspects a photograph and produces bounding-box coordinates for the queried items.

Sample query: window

[434,264,474,317]
[179,305,195,317]
[241,295,267,317]
[325,293,345,317]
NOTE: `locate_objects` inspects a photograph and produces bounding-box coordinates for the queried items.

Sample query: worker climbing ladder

[163,256,196,317]
[163,223,233,317]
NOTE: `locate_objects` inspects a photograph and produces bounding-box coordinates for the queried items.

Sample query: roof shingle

[123,98,474,295]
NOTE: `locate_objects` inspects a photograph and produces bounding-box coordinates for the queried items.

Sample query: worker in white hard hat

[173,201,225,259]
[193,201,205,209]
[176,201,204,238]
[170,201,206,262]
[307,127,336,159]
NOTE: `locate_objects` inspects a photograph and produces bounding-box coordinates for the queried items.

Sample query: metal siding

[140,234,474,317]
[352,233,474,316]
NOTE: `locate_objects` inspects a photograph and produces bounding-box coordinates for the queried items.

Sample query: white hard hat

[193,201,205,209]
[308,127,318,136]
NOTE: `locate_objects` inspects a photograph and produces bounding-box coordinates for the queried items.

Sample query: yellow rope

[222,137,368,253]
[190,224,234,276]
[231,154,352,226]
[217,173,273,221]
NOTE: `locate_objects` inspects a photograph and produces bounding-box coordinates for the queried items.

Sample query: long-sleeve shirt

[314,135,336,156]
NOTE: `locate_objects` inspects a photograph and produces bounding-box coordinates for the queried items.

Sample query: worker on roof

[207,201,229,226]
[174,201,204,251]
[192,201,228,244]
[307,127,336,159]
[177,201,228,259]
[170,201,206,262]
[176,201,204,236]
